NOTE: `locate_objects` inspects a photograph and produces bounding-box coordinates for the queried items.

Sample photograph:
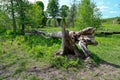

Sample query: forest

[0,0,120,80]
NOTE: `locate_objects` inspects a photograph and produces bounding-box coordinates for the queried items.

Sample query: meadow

[0,23,120,80]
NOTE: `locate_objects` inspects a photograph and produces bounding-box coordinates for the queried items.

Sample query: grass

[40,26,78,32]
[0,23,120,79]
[89,35,120,65]
[98,23,120,32]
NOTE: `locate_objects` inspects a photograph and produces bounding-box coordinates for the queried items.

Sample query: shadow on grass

[95,33,112,38]
[90,53,120,68]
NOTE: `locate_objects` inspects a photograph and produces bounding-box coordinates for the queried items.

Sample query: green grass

[98,23,120,32]
[89,35,120,65]
[0,23,120,79]
[40,27,78,33]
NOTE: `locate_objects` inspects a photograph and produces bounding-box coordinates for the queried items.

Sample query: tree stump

[54,25,98,59]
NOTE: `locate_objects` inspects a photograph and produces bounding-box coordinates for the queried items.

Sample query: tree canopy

[47,0,59,18]
[75,0,102,29]
[60,5,69,18]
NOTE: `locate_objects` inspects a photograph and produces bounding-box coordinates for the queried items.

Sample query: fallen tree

[25,26,98,58]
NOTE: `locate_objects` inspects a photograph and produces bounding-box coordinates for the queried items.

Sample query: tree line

[0,0,102,34]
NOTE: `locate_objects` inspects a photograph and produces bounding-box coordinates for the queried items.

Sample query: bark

[61,24,84,58]
[10,0,17,33]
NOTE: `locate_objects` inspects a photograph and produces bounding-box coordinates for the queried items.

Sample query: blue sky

[29,0,120,18]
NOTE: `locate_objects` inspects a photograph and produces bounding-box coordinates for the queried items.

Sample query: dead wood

[60,24,85,58]
[25,27,98,58]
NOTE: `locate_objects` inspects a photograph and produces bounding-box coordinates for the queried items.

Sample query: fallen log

[25,27,98,58]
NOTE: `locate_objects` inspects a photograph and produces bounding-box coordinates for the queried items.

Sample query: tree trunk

[17,0,25,34]
[61,24,85,58]
[10,0,17,33]
[20,1,25,35]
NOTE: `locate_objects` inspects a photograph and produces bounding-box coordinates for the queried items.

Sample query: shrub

[5,30,14,35]
[46,18,52,27]
[50,18,58,27]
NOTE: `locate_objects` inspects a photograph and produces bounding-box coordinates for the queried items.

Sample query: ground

[0,23,120,80]
[1,59,120,80]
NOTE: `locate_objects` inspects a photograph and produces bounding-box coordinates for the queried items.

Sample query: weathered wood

[61,24,84,58]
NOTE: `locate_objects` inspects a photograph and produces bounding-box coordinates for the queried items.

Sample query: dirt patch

[0,60,120,80]
[26,60,120,80]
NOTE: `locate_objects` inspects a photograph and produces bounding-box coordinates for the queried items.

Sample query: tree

[67,0,77,27]
[0,0,30,34]
[10,0,17,33]
[16,0,29,34]
[60,5,69,19]
[47,0,59,18]
[36,1,44,10]
[28,2,46,28]
[0,0,17,32]
[36,1,46,27]
[0,9,10,30]
[75,0,102,29]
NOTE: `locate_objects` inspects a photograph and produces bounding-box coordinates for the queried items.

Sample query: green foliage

[50,56,83,69]
[67,3,77,27]
[50,18,59,27]
[36,1,44,10]
[60,5,69,18]
[5,30,14,35]
[0,10,11,30]
[46,18,52,27]
[29,46,44,58]
[75,0,102,29]
[47,0,59,18]
[0,0,46,33]
[27,3,46,28]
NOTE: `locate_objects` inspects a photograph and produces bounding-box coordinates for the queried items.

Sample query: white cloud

[97,6,109,12]
[109,11,117,14]
[28,0,35,3]
[97,1,104,5]
[28,0,44,3]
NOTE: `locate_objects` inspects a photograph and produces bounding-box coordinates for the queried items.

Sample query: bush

[50,18,58,27]
[5,30,14,35]
[46,18,52,27]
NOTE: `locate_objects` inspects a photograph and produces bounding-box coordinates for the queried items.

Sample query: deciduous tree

[75,0,102,29]
[47,0,59,18]
[60,5,69,19]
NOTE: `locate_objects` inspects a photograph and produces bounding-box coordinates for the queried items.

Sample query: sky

[28,0,120,18]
